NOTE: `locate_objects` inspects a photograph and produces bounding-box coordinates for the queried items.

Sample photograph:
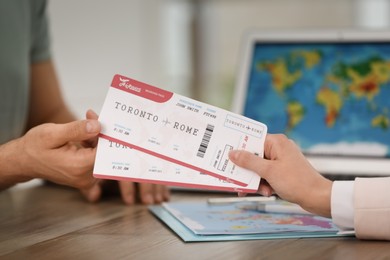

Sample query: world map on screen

[244,43,390,157]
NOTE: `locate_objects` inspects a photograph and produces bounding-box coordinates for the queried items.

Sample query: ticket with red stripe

[93,74,267,191]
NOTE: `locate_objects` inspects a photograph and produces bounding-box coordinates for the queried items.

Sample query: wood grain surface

[1,185,389,260]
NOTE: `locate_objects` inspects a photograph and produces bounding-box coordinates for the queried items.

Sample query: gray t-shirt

[0,0,50,144]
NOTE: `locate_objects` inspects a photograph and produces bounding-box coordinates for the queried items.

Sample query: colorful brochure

[149,201,349,242]
[94,74,267,191]
[162,201,338,235]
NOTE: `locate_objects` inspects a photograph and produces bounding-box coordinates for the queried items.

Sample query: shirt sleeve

[30,0,51,63]
[331,180,355,231]
[354,177,390,240]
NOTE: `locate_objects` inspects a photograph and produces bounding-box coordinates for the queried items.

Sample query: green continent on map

[257,50,322,95]
[372,114,390,130]
[330,56,390,101]
[258,59,302,95]
[292,50,322,69]
[286,101,305,131]
[316,87,343,128]
[326,56,390,129]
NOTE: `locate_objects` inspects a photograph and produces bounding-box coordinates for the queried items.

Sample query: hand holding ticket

[93,74,268,192]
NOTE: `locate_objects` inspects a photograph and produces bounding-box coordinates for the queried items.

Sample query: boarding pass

[93,138,260,193]
[95,74,267,187]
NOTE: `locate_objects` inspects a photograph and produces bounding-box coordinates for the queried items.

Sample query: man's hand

[83,110,170,205]
[15,119,101,198]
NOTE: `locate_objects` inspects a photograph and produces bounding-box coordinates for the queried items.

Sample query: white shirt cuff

[331,180,355,231]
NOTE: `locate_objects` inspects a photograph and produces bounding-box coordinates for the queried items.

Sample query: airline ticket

[94,138,260,193]
[94,74,267,187]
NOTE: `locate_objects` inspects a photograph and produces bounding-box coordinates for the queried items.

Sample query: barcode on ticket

[197,124,214,158]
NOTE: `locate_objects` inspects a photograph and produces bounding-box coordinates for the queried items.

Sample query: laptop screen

[243,42,390,158]
[233,31,390,176]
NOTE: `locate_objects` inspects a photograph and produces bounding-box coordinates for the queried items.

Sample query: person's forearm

[47,107,76,124]
[27,61,76,129]
[27,98,76,127]
[0,138,32,190]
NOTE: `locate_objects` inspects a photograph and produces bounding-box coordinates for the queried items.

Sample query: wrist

[0,138,33,189]
[301,178,333,218]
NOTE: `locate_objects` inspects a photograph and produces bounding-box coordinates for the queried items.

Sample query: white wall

[49,0,381,117]
[355,0,390,28]
[193,0,356,108]
[48,0,193,119]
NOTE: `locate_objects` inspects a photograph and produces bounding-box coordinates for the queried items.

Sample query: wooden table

[1,184,389,259]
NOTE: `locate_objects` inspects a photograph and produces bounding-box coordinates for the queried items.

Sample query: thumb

[86,109,99,120]
[229,150,270,178]
[46,119,101,148]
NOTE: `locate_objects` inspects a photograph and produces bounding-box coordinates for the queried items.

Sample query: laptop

[232,29,390,179]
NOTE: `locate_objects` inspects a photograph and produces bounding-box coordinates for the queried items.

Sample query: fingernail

[259,187,271,197]
[87,185,101,202]
[143,194,154,205]
[88,109,99,118]
[86,120,99,133]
